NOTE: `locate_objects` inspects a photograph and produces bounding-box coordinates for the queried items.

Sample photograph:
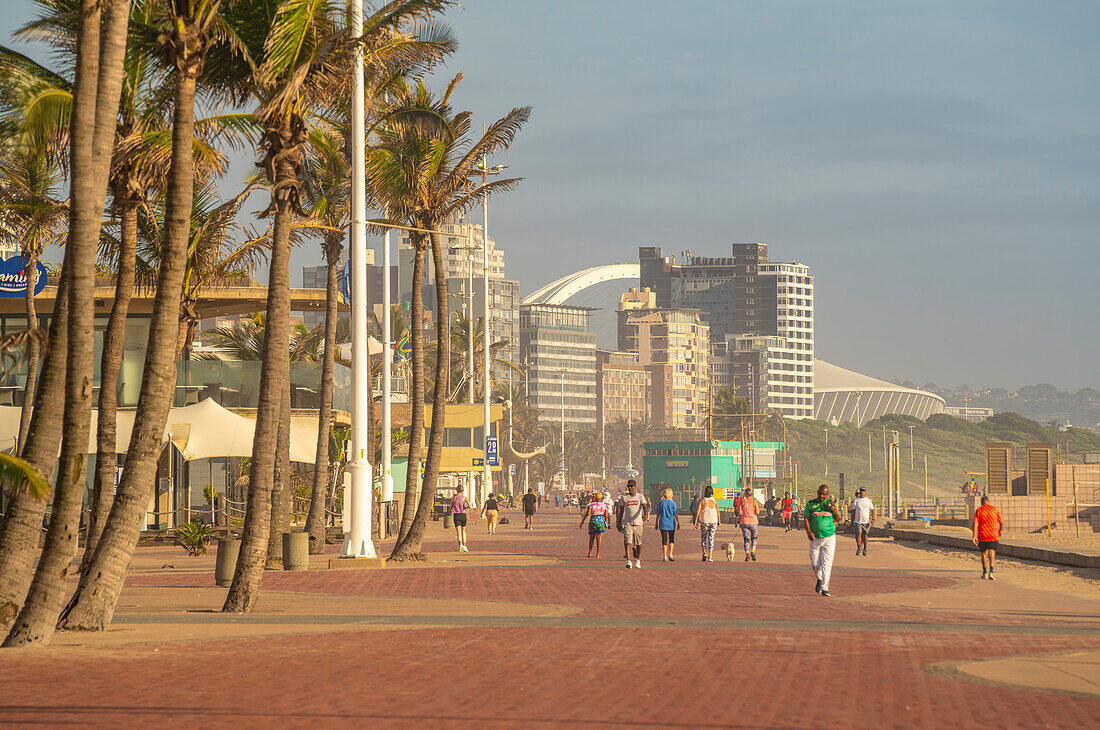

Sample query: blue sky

[3,1,1098,390]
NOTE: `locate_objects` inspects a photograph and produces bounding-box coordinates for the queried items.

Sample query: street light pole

[476,156,505,504]
[908,424,914,470]
[342,0,374,558]
[381,230,393,506]
[560,367,567,490]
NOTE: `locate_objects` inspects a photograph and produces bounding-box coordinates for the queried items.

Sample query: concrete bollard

[282,531,309,571]
[443,513,453,529]
[214,537,241,587]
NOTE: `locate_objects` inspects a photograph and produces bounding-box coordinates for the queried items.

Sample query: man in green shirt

[804,484,841,597]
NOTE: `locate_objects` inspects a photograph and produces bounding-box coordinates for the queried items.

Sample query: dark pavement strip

[110,612,1100,635]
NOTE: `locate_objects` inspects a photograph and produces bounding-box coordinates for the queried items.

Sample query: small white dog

[723,542,736,561]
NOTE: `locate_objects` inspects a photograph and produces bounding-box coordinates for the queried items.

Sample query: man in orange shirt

[972,496,1003,580]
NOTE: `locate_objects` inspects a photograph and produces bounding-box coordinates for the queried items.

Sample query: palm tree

[224,0,455,612]
[711,386,750,439]
[6,0,131,647]
[367,75,529,558]
[57,0,245,634]
[301,127,348,554]
[0,143,66,453]
[447,312,512,404]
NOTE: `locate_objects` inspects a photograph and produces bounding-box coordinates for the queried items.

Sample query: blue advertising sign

[0,256,48,298]
[485,436,499,466]
[472,458,484,467]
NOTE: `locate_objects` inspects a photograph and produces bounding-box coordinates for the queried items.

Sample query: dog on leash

[723,542,736,561]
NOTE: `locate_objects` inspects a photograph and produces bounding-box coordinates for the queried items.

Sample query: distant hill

[887,382,1100,433]
[784,412,1100,501]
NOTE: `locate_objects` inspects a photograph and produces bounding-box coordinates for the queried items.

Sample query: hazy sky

[4,1,1098,390]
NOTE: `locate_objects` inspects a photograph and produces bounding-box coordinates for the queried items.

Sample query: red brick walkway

[2,511,1098,728]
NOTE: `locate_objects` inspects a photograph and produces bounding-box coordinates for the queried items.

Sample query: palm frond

[0,453,50,499]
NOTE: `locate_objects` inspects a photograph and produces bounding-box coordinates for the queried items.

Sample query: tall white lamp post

[342,0,374,558]
[381,229,393,505]
[476,157,506,503]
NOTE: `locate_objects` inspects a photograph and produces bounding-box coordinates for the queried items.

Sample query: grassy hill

[782,412,1100,501]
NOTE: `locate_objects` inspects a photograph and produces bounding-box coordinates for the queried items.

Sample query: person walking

[849,487,874,556]
[805,484,841,596]
[780,492,794,532]
[482,493,500,535]
[555,494,560,509]
[522,487,538,530]
[450,486,475,552]
[739,487,761,562]
[615,479,649,568]
[602,490,614,516]
[972,495,1003,580]
[689,492,702,527]
[654,488,680,562]
[694,486,720,562]
[579,491,610,558]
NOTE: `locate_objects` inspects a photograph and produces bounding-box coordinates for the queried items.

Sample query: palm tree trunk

[267,382,290,566]
[305,240,339,554]
[84,199,137,559]
[15,249,40,455]
[395,244,425,546]
[56,19,200,633]
[223,116,299,613]
[6,0,129,647]
[0,267,69,625]
[392,231,449,557]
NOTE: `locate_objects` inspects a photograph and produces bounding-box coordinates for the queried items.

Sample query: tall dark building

[639,244,815,419]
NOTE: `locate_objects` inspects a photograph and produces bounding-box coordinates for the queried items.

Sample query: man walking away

[522,488,538,530]
[850,488,874,556]
[972,496,1003,580]
[616,479,649,568]
[805,484,841,597]
[690,492,702,527]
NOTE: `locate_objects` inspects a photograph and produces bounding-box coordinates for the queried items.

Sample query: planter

[214,537,241,587]
[282,531,309,571]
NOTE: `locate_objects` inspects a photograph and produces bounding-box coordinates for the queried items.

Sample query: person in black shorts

[522,488,538,530]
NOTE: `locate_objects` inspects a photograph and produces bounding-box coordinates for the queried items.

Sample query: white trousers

[809,535,836,591]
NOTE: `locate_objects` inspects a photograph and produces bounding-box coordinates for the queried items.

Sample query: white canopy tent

[0,398,318,463]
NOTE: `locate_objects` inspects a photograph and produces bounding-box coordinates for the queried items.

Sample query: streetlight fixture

[474,157,506,503]
[343,0,372,558]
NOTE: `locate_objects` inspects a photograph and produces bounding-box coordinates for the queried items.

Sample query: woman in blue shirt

[654,488,681,562]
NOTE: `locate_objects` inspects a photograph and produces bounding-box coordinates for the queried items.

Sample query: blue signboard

[472,458,484,467]
[0,256,48,298]
[486,436,499,466]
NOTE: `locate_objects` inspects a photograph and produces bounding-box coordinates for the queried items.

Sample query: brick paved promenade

[2,510,1099,728]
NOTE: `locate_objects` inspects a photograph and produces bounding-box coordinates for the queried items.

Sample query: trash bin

[443,513,453,529]
[214,537,241,587]
[282,531,309,571]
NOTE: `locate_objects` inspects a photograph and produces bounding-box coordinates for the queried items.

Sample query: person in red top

[780,492,794,533]
[972,495,1003,580]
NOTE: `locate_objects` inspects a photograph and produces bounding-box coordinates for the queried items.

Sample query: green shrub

[173,521,212,557]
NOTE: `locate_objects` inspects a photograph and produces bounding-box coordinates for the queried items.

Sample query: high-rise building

[596,349,651,433]
[519,303,597,430]
[638,244,814,419]
[618,307,710,430]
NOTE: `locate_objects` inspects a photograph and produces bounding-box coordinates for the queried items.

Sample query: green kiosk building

[642,440,785,512]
